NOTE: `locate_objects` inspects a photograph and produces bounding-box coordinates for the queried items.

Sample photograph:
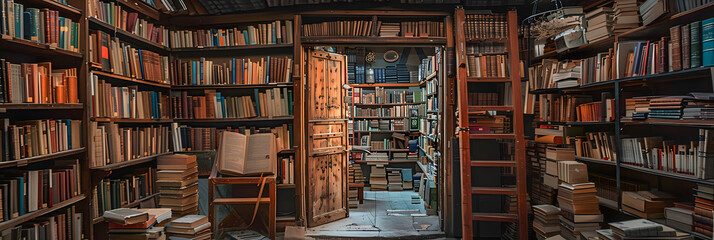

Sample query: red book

[108,217,157,229]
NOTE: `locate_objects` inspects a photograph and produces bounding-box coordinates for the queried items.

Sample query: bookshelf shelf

[354,102,426,106]
[468,106,513,111]
[469,133,514,139]
[466,77,511,83]
[0,35,82,60]
[619,164,714,186]
[113,0,160,20]
[0,103,83,110]
[465,38,508,43]
[174,116,294,123]
[174,148,296,154]
[416,161,433,181]
[574,156,615,166]
[171,43,294,52]
[88,18,168,53]
[90,152,172,171]
[618,2,714,40]
[530,51,558,63]
[90,118,173,123]
[91,70,171,88]
[0,194,85,232]
[354,159,417,164]
[621,118,714,128]
[20,0,82,17]
[277,184,295,189]
[596,196,618,211]
[352,116,408,119]
[349,83,422,87]
[0,148,86,169]
[354,130,413,133]
[91,192,160,224]
[171,83,293,90]
[301,36,447,45]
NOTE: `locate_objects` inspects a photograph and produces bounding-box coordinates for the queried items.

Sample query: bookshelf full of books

[523,1,714,239]
[0,0,86,236]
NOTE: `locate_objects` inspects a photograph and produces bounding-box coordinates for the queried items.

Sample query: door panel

[305,50,348,227]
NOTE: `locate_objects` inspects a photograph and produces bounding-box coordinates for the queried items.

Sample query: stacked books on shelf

[353,119,406,131]
[104,208,166,240]
[354,87,421,104]
[625,93,714,120]
[88,31,169,84]
[0,119,81,160]
[0,159,81,219]
[464,13,507,40]
[532,204,560,238]
[599,219,691,239]
[170,124,292,152]
[378,22,399,37]
[543,147,575,189]
[93,168,155,214]
[613,0,642,34]
[169,20,294,48]
[665,205,694,232]
[619,129,714,179]
[87,0,168,47]
[639,0,674,26]
[171,89,292,119]
[170,56,292,85]
[88,123,171,167]
[398,21,444,37]
[346,48,366,84]
[572,131,617,161]
[694,183,713,236]
[369,165,387,191]
[2,206,81,239]
[0,63,78,104]
[557,182,603,240]
[157,154,199,217]
[90,75,170,119]
[621,190,675,219]
[165,215,211,240]
[0,6,80,52]
[585,7,614,43]
[386,168,402,191]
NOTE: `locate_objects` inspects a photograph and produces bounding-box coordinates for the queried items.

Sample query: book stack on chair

[157,154,200,219]
[597,219,692,239]
[165,215,212,240]
[105,208,169,240]
[532,205,561,238]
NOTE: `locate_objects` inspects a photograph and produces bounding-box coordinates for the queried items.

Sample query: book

[170,56,292,86]
[170,21,293,48]
[103,208,150,225]
[87,0,168,47]
[168,215,207,228]
[0,5,79,51]
[464,13,508,40]
[216,131,276,176]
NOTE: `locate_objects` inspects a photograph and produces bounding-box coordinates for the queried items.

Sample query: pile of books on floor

[157,154,199,218]
[370,165,387,191]
[533,205,560,238]
[694,183,714,236]
[622,190,675,219]
[665,204,694,231]
[387,168,403,191]
[401,169,413,190]
[165,215,212,240]
[557,182,603,240]
[612,0,641,34]
[585,7,614,43]
[105,208,171,240]
[349,162,364,183]
[597,219,692,239]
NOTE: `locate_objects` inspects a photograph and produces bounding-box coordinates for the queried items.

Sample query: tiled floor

[304,190,445,239]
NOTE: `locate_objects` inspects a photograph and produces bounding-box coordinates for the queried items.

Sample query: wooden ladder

[455,9,527,239]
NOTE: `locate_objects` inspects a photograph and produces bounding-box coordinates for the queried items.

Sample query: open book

[216,131,276,176]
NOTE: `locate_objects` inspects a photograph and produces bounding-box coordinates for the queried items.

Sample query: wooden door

[305,50,349,227]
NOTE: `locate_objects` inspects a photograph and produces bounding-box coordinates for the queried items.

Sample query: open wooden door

[304,50,349,227]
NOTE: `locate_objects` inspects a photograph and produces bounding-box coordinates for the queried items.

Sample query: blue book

[215,92,221,117]
[192,61,197,85]
[199,57,205,84]
[65,119,71,149]
[231,59,236,84]
[254,89,261,117]
[266,56,270,83]
[703,18,714,66]
[138,50,145,79]
[22,10,30,40]
[151,92,158,119]
[16,177,23,216]
[272,26,277,44]
[221,96,227,118]
[212,29,218,46]
[59,17,65,47]
[243,30,249,45]
[15,4,23,38]
[287,90,293,115]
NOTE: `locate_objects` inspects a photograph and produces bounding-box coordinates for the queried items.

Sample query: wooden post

[454,8,473,240]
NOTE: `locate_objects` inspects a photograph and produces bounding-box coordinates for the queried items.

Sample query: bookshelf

[523,1,714,238]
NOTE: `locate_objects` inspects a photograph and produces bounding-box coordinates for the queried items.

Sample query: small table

[349,183,364,204]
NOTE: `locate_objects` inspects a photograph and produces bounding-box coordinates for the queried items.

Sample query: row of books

[90,75,170,120]
[353,87,423,105]
[464,13,508,40]
[419,52,440,82]
[302,20,373,37]
[302,20,444,37]
[0,61,78,104]
[574,99,615,122]
[625,93,714,120]
[346,47,366,84]
[2,207,81,240]
[0,4,79,52]
[169,124,293,153]
[597,218,692,239]
[88,123,171,167]
[620,129,714,179]
[393,21,444,37]
[157,154,198,217]
[353,105,412,118]
[278,156,294,185]
[466,42,506,54]
[171,88,292,120]
[467,93,499,106]
[469,113,510,134]
[169,20,294,48]
[354,119,406,132]
[92,169,155,216]
[537,94,593,123]
[89,31,169,84]
[0,119,81,161]
[170,56,293,86]
[572,131,617,162]
[466,54,508,78]
[0,159,80,222]
[87,0,168,47]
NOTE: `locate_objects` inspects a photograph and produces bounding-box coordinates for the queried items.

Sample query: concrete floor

[304,190,446,239]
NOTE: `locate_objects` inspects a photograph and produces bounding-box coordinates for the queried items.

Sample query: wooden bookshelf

[171,43,294,52]
[112,0,161,20]
[20,0,82,17]
[301,36,447,45]
[89,152,172,171]
[0,148,86,169]
[171,83,293,90]
[0,194,86,232]
[87,17,168,53]
[174,116,294,123]
[90,117,173,123]
[353,102,426,106]
[0,103,84,110]
[0,35,83,61]
[90,70,171,88]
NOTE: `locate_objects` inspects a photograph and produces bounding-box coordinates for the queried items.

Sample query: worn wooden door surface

[305,50,348,227]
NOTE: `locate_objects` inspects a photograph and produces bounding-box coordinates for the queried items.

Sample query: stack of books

[694,184,714,236]
[598,219,691,239]
[165,215,212,240]
[386,168,403,191]
[157,154,199,218]
[625,96,657,119]
[552,61,581,88]
[379,23,400,37]
[585,7,614,43]
[665,205,694,231]
[401,169,413,190]
[621,190,675,219]
[105,208,168,240]
[639,0,672,26]
[544,147,575,189]
[612,0,642,34]
[369,165,387,191]
[533,205,560,239]
[648,96,687,119]
[557,182,603,240]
